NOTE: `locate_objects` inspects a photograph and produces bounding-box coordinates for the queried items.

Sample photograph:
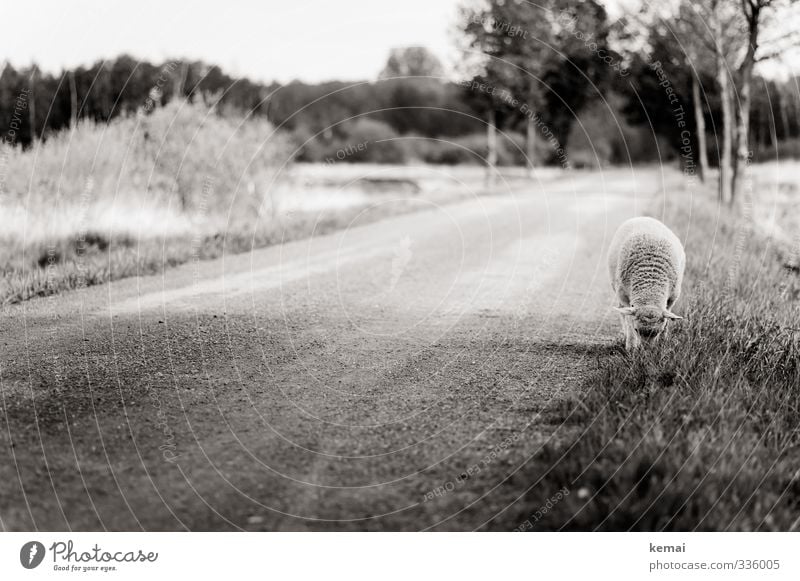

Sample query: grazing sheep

[607,216,685,350]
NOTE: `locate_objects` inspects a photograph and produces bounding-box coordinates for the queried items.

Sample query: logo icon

[20,541,45,569]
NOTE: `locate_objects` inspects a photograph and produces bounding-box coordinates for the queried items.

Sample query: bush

[413,139,475,165]
[0,100,292,303]
[292,118,408,164]
[399,131,533,166]
[567,93,664,168]
[0,100,290,213]
[292,122,571,168]
[753,138,800,162]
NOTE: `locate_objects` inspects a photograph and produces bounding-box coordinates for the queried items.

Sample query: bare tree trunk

[779,89,791,140]
[69,70,78,130]
[525,115,536,177]
[691,73,709,183]
[28,69,37,146]
[717,59,733,204]
[525,86,539,177]
[486,108,498,186]
[172,61,188,103]
[754,110,762,148]
[732,2,761,207]
[769,102,779,148]
[711,3,733,203]
[732,91,751,207]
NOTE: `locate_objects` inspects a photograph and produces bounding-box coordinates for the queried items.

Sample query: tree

[460,0,552,175]
[460,0,611,176]
[708,0,744,203]
[614,9,699,168]
[68,70,78,130]
[28,65,38,146]
[672,1,723,183]
[618,0,745,201]
[668,0,743,201]
[172,61,188,102]
[545,1,612,162]
[731,0,799,205]
[379,47,444,79]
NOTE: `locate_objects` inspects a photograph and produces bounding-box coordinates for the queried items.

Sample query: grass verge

[0,200,427,305]
[502,186,800,531]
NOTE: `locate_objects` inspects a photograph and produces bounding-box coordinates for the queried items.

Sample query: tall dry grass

[0,100,294,303]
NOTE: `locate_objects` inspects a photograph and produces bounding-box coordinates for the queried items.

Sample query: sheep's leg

[617,302,640,351]
[620,312,628,344]
[627,326,641,351]
[616,293,634,349]
[618,308,637,351]
[623,317,638,351]
[667,279,683,309]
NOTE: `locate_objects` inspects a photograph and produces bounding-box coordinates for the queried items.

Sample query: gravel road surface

[0,169,663,530]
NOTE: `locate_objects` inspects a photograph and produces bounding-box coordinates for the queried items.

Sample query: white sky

[4,0,797,83]
[3,0,464,83]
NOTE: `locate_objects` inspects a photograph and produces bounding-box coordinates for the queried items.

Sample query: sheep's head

[615,305,682,341]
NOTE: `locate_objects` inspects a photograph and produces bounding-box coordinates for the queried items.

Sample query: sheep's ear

[614,306,636,317]
[663,309,682,320]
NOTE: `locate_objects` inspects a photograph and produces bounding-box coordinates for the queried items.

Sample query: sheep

[607,216,685,350]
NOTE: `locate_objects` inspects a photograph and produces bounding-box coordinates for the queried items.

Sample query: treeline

[0,56,267,147]
[2,25,799,169]
[0,52,635,165]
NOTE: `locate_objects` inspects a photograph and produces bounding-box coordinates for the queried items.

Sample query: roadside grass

[0,200,427,305]
[505,184,800,531]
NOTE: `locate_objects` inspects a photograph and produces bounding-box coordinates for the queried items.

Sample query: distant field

[749,161,800,262]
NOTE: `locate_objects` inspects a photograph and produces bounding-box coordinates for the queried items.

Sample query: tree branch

[756,42,800,62]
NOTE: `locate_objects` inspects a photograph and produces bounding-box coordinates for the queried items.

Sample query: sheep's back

[608,217,685,300]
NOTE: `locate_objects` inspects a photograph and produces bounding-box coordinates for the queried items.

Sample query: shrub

[401,131,535,166]
[0,100,292,303]
[292,118,407,164]
[753,138,800,162]
[567,94,664,168]
[420,138,482,165]
[1,100,290,213]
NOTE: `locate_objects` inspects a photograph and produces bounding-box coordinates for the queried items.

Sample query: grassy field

[503,177,800,531]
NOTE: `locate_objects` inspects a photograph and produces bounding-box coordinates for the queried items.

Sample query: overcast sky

[5,0,466,83]
[4,0,796,83]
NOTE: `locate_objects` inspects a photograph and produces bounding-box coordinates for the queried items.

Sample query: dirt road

[0,169,663,531]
